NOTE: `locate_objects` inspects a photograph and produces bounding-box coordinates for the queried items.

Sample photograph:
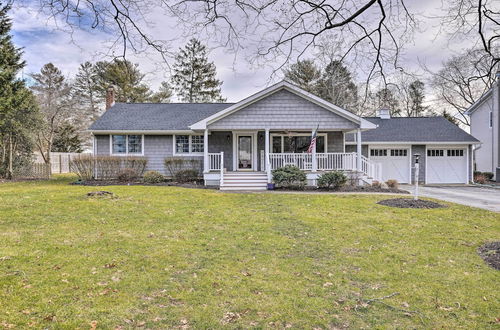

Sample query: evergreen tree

[150,81,173,103]
[30,63,74,164]
[403,80,428,117]
[95,59,152,102]
[73,61,101,121]
[52,122,83,152]
[375,87,400,116]
[171,38,225,102]
[0,4,40,178]
[442,110,460,126]
[316,60,358,111]
[283,59,321,93]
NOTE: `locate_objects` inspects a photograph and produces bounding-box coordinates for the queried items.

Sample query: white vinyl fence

[34,152,90,174]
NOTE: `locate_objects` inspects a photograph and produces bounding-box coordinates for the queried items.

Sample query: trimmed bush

[143,171,164,184]
[117,168,138,182]
[474,173,487,184]
[371,180,382,188]
[164,157,201,177]
[483,172,494,180]
[174,169,199,183]
[317,171,347,189]
[70,155,148,181]
[386,179,399,189]
[272,165,307,189]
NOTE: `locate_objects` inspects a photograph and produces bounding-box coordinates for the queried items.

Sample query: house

[89,81,478,190]
[465,73,500,181]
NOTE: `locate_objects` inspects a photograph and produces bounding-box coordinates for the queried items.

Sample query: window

[447,149,464,157]
[174,135,204,154]
[112,135,127,154]
[127,135,142,154]
[112,135,142,154]
[489,111,493,128]
[270,134,326,153]
[370,149,388,157]
[390,149,407,157]
[427,149,444,157]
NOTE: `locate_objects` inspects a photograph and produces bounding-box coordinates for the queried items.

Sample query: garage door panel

[370,148,410,183]
[427,148,467,184]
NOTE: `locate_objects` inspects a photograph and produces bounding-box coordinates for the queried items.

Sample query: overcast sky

[10,0,478,102]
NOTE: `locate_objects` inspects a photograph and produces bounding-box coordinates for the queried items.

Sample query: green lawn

[0,176,499,329]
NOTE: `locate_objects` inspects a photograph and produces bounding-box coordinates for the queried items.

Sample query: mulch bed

[477,242,500,270]
[87,191,114,197]
[377,198,446,209]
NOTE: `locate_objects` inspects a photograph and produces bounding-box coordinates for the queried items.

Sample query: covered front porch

[200,129,381,187]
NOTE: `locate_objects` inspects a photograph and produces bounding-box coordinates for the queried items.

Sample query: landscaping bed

[477,241,500,270]
[377,198,446,209]
[73,179,208,189]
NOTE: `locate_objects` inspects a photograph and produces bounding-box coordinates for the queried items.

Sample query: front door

[237,135,253,170]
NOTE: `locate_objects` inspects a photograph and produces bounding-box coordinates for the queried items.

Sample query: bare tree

[429,48,497,126]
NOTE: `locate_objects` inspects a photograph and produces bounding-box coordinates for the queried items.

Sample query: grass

[0,175,499,329]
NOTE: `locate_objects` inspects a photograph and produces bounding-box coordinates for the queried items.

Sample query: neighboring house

[465,74,500,181]
[89,81,478,190]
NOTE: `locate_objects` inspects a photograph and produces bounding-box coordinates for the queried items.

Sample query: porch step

[220,172,268,191]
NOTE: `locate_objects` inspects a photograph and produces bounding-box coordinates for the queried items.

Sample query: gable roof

[189,80,376,130]
[464,87,493,115]
[345,117,479,144]
[89,103,233,132]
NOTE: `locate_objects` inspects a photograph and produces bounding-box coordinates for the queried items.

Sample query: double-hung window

[271,134,326,153]
[174,135,204,155]
[111,135,143,155]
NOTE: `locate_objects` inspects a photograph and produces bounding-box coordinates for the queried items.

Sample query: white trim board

[189,81,377,130]
[345,141,477,145]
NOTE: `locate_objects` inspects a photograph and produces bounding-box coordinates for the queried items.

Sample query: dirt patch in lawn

[87,191,114,197]
[377,198,446,209]
[477,241,500,270]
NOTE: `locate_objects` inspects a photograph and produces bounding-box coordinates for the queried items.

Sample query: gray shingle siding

[345,145,368,157]
[208,131,234,171]
[411,145,426,184]
[208,90,358,130]
[95,135,110,154]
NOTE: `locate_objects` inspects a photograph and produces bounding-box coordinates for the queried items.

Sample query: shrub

[371,180,382,188]
[174,169,199,183]
[474,173,487,184]
[317,171,347,189]
[272,165,307,189]
[70,155,148,181]
[143,171,164,184]
[386,179,399,189]
[483,172,494,180]
[164,157,201,177]
[117,168,138,182]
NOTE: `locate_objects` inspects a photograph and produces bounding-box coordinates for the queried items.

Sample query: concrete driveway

[403,185,500,212]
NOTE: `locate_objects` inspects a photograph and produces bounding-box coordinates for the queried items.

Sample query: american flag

[307,125,319,153]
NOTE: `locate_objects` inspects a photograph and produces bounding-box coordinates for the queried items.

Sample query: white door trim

[234,132,258,171]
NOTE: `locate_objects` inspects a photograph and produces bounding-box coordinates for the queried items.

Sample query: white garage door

[369,147,410,183]
[427,148,467,184]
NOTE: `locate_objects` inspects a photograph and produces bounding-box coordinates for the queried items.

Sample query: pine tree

[30,63,74,164]
[52,122,83,152]
[407,80,427,117]
[0,4,40,178]
[283,59,321,93]
[73,61,101,121]
[95,59,152,102]
[171,38,225,103]
[150,81,173,103]
[316,60,358,111]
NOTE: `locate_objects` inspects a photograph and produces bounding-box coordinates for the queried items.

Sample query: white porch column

[311,129,317,172]
[203,128,209,173]
[265,128,271,183]
[356,128,362,172]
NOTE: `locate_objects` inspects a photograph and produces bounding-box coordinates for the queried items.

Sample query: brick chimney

[105,85,115,110]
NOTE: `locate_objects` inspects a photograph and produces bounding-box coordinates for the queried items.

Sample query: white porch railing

[208,153,222,171]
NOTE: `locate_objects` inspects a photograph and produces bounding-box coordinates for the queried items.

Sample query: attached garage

[369,146,411,183]
[426,147,468,184]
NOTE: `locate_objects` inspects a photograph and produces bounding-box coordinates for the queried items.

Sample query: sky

[10,0,479,102]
